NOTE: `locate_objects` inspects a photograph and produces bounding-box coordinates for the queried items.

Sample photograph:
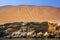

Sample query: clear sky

[0,0,60,7]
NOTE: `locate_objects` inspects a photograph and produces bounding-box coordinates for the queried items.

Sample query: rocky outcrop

[0,21,59,38]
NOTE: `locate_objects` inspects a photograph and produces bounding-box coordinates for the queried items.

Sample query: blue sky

[0,0,60,7]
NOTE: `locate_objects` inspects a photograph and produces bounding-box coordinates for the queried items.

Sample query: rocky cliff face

[0,5,60,24]
[0,21,49,37]
[0,21,58,38]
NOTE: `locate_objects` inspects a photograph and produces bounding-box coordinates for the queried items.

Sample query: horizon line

[0,5,60,8]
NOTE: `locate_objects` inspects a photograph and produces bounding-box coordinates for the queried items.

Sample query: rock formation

[0,21,59,38]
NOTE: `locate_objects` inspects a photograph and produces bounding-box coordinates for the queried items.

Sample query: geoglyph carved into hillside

[0,5,60,24]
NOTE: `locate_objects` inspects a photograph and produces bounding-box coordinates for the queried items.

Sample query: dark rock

[0,31,9,37]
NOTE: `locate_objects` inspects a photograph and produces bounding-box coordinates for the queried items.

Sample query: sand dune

[0,5,60,24]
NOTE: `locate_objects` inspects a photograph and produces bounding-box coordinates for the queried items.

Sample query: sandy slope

[0,5,60,24]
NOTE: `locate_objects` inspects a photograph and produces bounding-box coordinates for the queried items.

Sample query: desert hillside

[0,5,60,24]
